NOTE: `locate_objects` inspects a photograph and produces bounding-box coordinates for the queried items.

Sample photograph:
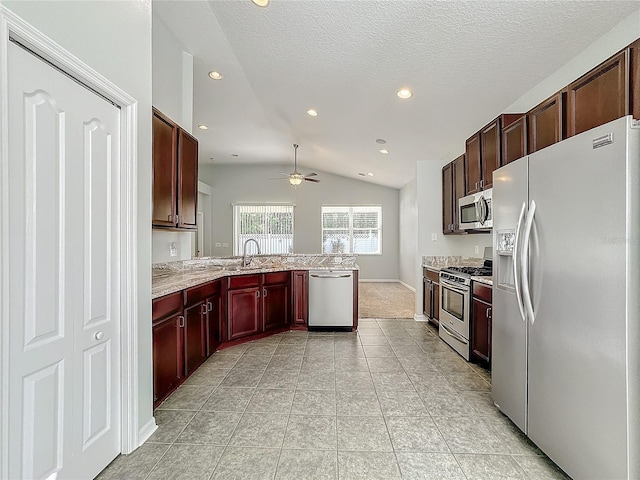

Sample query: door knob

[94,331,104,340]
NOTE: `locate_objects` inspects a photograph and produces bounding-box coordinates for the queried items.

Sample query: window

[233,204,294,255]
[321,206,382,254]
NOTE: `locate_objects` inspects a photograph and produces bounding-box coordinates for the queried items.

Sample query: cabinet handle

[178,315,185,327]
[487,307,492,319]
[201,304,208,315]
[475,181,479,190]
[263,288,267,297]
[256,290,260,298]
[208,301,213,312]
[480,179,484,189]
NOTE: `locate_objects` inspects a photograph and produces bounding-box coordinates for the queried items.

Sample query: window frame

[232,203,295,256]
[320,205,383,255]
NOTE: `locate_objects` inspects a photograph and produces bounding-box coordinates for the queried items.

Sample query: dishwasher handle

[310,273,352,278]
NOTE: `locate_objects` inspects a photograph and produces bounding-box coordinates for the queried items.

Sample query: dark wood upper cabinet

[152,108,198,230]
[442,163,453,234]
[152,111,177,227]
[442,154,465,235]
[501,116,527,165]
[527,92,564,154]
[177,130,198,229]
[566,50,629,137]
[480,119,500,189]
[465,133,481,195]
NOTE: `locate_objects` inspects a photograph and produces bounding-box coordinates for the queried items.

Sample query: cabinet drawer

[185,280,221,307]
[152,292,183,323]
[472,282,492,303]
[228,274,261,290]
[264,271,290,286]
[423,268,439,283]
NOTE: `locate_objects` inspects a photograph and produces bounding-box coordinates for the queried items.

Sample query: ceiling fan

[276,144,321,185]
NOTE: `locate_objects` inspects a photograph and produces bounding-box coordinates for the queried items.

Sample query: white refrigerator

[492,115,640,480]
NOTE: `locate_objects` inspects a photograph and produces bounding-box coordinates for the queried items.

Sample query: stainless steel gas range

[439,261,492,360]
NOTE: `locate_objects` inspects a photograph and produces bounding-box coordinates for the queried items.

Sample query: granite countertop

[152,254,359,299]
[471,275,493,286]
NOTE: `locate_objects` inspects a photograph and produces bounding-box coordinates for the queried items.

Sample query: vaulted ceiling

[153,0,639,188]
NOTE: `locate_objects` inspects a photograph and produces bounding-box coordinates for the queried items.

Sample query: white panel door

[7,41,121,480]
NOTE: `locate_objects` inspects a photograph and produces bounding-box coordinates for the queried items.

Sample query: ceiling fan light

[289,176,303,186]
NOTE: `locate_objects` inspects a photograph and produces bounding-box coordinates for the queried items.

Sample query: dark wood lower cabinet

[264,283,289,331]
[153,269,355,405]
[422,268,440,326]
[228,287,261,340]
[471,282,492,366]
[292,271,309,326]
[183,302,207,376]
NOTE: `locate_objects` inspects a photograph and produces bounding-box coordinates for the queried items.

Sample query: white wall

[199,163,400,280]
[151,12,195,263]
[152,230,195,263]
[399,178,417,289]
[1,0,154,438]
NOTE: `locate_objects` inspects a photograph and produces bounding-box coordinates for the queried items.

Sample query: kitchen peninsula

[152,254,359,406]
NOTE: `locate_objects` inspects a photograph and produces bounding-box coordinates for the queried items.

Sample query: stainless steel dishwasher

[308,270,354,330]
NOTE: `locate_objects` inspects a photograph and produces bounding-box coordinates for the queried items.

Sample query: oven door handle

[441,323,469,344]
[440,279,468,295]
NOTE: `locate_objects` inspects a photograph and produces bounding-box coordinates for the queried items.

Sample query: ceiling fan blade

[269,177,288,180]
[305,172,318,177]
[304,177,321,183]
[277,172,292,176]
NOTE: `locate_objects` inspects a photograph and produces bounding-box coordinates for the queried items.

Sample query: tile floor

[97,319,570,480]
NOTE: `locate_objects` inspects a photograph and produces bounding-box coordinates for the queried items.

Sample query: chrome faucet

[242,239,261,267]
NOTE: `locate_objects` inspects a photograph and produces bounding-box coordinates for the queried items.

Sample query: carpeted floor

[358,282,415,319]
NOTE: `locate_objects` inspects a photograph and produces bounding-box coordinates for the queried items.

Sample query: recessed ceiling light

[397,88,412,99]
[376,139,386,144]
[379,149,389,154]
[307,109,318,117]
[358,173,366,176]
[251,0,269,7]
[231,153,239,157]
[198,124,209,130]
[367,172,374,176]
[208,71,223,80]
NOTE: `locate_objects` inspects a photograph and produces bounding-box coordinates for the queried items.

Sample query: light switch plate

[215,242,222,247]
[431,233,437,241]
[222,242,229,247]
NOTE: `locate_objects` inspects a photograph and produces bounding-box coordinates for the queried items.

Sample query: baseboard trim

[359,278,400,283]
[137,417,158,447]
[398,281,416,292]
[414,313,429,322]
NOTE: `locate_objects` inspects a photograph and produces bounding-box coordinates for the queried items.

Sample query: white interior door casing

[7,40,121,480]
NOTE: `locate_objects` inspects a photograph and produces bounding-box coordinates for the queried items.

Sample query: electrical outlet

[169,242,177,257]
[215,242,222,247]
[431,233,437,242]
[474,245,479,254]
[222,242,229,247]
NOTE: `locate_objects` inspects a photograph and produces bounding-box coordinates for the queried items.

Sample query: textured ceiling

[153,0,639,188]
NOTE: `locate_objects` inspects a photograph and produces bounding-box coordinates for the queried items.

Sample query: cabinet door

[465,133,481,195]
[184,302,207,375]
[442,163,454,234]
[527,92,563,153]
[432,282,440,325]
[292,271,309,326]
[177,129,198,229]
[452,154,465,232]
[264,283,289,331]
[471,298,491,364]
[206,293,221,356]
[228,287,261,340]
[566,50,628,137]
[153,313,183,405]
[480,120,500,189]
[152,109,177,227]
[423,278,432,317]
[502,116,527,165]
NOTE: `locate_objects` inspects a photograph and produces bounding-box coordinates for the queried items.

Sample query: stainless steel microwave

[458,189,492,230]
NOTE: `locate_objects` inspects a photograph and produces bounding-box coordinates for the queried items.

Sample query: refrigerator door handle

[521,199,537,324]
[513,202,527,322]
